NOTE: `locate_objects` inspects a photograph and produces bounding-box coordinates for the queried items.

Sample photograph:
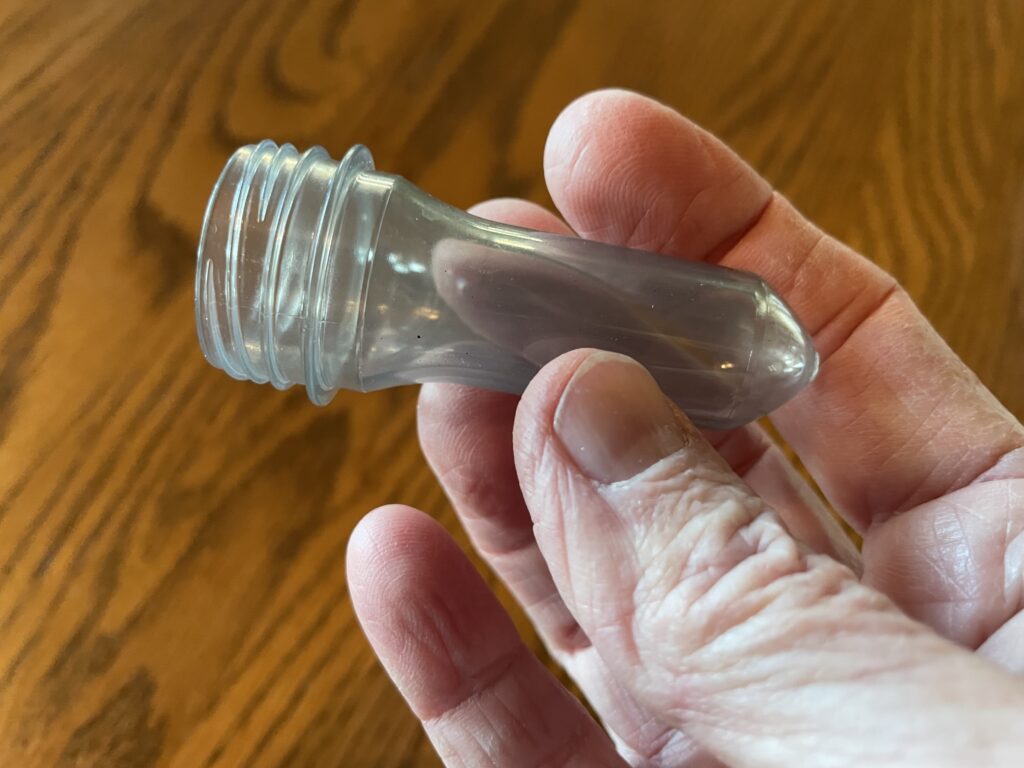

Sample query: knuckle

[603,454,870,685]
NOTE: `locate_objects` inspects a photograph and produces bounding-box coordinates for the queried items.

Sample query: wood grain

[0,0,1021,765]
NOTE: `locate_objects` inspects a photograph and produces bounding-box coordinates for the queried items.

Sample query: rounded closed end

[737,289,819,421]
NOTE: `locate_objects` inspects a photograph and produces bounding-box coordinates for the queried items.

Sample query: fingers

[705,425,861,572]
[513,350,1024,768]
[419,380,718,766]
[979,610,1024,674]
[424,198,733,765]
[861,480,1024,648]
[543,89,1024,531]
[346,505,626,768]
[422,197,852,652]
[420,198,590,656]
[418,383,589,654]
[544,90,771,259]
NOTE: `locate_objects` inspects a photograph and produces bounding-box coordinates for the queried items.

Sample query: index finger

[543,89,1024,531]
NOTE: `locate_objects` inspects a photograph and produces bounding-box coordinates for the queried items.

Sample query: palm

[348,91,1024,767]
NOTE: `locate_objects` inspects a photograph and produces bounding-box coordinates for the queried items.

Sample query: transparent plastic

[195,142,818,429]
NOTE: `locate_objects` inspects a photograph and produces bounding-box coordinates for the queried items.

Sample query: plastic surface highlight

[196,142,818,429]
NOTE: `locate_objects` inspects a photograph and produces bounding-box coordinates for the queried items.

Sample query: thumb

[513,349,1024,768]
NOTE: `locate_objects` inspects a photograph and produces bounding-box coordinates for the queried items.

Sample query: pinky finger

[347,505,626,768]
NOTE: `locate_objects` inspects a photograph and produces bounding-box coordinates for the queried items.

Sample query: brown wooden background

[1,0,1022,765]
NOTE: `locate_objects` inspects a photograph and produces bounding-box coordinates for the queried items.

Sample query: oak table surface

[1,1,1022,766]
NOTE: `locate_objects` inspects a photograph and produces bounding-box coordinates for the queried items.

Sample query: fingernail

[554,352,689,483]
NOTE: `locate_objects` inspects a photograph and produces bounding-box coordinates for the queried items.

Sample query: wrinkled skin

[345,90,1024,767]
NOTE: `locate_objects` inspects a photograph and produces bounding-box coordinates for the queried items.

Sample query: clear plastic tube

[195,142,818,429]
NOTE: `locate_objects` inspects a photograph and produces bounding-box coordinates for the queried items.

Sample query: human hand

[346,90,1024,767]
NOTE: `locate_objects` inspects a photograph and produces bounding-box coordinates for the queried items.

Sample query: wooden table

[1,1,1022,765]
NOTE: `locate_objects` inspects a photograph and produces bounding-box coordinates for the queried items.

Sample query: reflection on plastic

[195,142,818,429]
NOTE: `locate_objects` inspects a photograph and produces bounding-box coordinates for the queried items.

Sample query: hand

[346,90,1024,767]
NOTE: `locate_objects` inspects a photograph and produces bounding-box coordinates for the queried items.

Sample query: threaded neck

[195,141,374,403]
